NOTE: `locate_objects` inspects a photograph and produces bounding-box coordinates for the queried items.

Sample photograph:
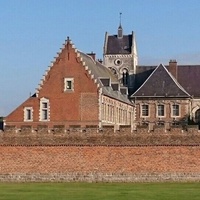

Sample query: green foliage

[0,182,200,200]
[0,117,3,122]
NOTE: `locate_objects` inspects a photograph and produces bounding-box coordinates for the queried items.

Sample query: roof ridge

[131,64,159,96]
[163,64,191,97]
[78,50,96,64]
[77,51,131,104]
[131,64,191,97]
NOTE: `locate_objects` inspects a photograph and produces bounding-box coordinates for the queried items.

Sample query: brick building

[130,61,200,127]
[5,38,135,131]
[4,23,200,131]
[103,24,200,128]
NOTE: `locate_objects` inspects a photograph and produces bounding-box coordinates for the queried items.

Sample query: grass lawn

[0,182,200,200]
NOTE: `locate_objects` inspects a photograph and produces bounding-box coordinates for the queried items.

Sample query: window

[114,59,122,66]
[172,104,180,117]
[157,104,165,117]
[141,105,149,117]
[122,68,129,86]
[195,109,200,123]
[40,98,50,121]
[41,102,48,120]
[24,107,33,121]
[64,78,74,91]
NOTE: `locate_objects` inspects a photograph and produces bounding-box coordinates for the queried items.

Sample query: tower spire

[118,12,123,38]
[119,12,122,27]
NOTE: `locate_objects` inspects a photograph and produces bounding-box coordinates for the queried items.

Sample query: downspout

[98,87,103,129]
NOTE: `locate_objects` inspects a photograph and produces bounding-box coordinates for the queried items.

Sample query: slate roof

[79,51,118,82]
[133,65,200,97]
[78,51,132,105]
[131,64,190,98]
[134,66,156,92]
[177,65,200,97]
[105,34,132,54]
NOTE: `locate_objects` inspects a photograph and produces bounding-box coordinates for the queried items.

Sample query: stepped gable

[78,51,132,105]
[29,37,130,105]
[106,34,132,54]
[78,51,117,82]
[35,38,72,95]
[131,64,191,98]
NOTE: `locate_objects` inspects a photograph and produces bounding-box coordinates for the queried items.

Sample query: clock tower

[103,15,138,93]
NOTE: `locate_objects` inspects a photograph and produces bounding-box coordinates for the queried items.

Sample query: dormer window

[64,78,74,92]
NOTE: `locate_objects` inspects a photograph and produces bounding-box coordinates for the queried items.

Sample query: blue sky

[1,0,200,116]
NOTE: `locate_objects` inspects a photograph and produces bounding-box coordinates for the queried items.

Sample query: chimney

[87,52,96,61]
[169,60,178,79]
[98,59,103,64]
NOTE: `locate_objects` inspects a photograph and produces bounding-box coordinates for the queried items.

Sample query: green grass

[0,182,200,200]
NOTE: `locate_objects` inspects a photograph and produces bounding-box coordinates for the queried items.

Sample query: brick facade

[5,40,99,129]
[5,39,134,130]
[135,98,189,125]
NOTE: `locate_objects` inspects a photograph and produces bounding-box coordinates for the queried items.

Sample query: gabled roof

[134,65,200,97]
[105,34,132,54]
[134,66,156,93]
[177,65,200,97]
[78,51,118,82]
[131,64,190,98]
[78,50,132,105]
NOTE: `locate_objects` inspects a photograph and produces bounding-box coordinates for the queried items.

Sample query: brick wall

[1,125,200,182]
[1,125,200,146]
[1,145,200,182]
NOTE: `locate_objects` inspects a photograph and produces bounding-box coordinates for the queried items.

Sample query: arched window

[195,109,200,123]
[109,67,117,76]
[122,68,129,86]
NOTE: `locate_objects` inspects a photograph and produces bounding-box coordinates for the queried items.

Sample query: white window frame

[39,98,50,121]
[24,107,33,122]
[157,104,165,117]
[171,104,180,117]
[141,104,149,117]
[64,78,74,92]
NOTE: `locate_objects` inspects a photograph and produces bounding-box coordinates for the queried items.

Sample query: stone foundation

[1,173,200,182]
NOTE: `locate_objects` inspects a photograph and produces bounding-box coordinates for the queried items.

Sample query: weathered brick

[0,146,200,182]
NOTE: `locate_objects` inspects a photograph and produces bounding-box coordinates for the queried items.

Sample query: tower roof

[105,34,133,54]
[118,12,123,38]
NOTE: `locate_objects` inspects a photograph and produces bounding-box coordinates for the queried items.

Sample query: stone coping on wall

[3,124,199,133]
[1,124,199,146]
[1,132,200,146]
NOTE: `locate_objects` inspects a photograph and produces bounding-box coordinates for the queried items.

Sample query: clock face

[114,59,122,66]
